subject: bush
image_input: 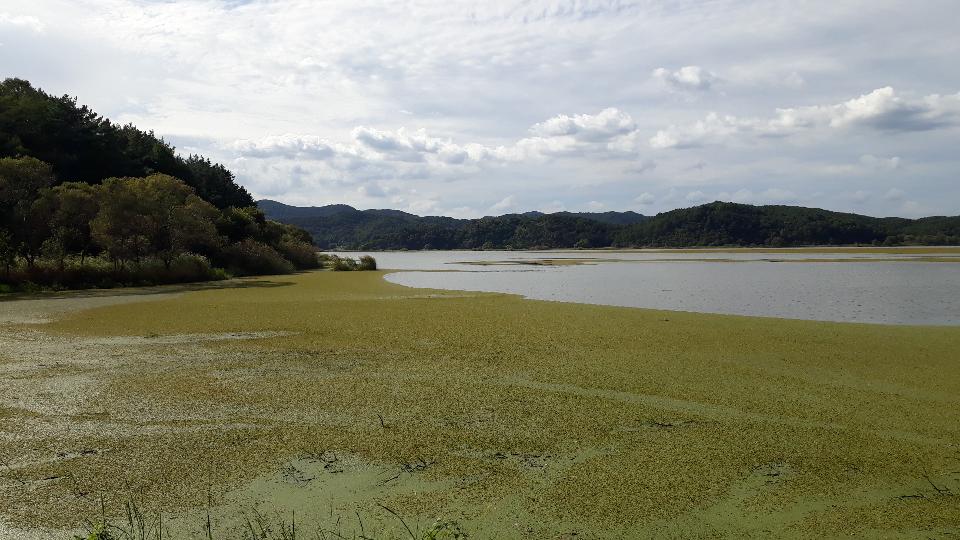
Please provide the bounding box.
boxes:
[221,239,295,276]
[324,254,377,271]
[277,239,320,269]
[166,253,225,283]
[329,255,357,271]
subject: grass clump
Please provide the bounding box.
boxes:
[320,254,377,271]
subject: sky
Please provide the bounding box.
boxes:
[2,1,959,218]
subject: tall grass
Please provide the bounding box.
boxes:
[1,253,228,292]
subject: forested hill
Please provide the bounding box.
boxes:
[0,78,252,208]
[0,79,318,290]
[260,199,960,250]
[258,200,646,250]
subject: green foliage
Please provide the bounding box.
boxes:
[222,239,295,276]
[324,254,377,271]
[90,174,222,268]
[329,255,358,271]
[0,79,320,291]
[613,202,960,247]
[0,78,253,208]
[0,156,57,266]
[421,519,468,539]
[0,170,315,289]
[263,200,960,250]
[75,523,117,540]
[276,239,320,269]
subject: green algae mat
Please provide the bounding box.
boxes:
[1,271,958,538]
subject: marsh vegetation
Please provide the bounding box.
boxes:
[1,269,958,538]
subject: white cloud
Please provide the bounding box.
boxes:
[530,108,636,141]
[586,200,604,211]
[651,87,960,149]
[227,108,649,185]
[0,12,44,32]
[859,154,901,170]
[653,66,717,92]
[489,195,517,213]
[685,190,708,203]
[231,134,335,159]
[634,192,655,205]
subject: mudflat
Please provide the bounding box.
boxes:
[1,270,958,538]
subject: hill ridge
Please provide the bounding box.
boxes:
[258,199,960,250]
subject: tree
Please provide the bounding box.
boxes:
[91,174,223,269]
[35,182,100,268]
[0,156,56,267]
[91,177,151,268]
[0,229,13,279]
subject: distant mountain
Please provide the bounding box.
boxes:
[257,200,358,220]
[258,199,960,250]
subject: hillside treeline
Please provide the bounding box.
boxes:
[0,78,252,209]
[0,79,318,291]
[261,200,960,250]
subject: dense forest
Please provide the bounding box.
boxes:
[260,199,960,250]
[0,79,318,291]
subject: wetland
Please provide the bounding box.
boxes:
[1,248,959,538]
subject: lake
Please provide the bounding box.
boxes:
[335,249,960,325]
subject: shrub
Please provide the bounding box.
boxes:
[329,255,357,271]
[221,239,294,276]
[324,254,378,271]
[277,239,320,269]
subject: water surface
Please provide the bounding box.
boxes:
[342,250,960,325]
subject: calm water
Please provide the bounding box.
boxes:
[339,250,960,325]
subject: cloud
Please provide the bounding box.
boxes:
[586,200,604,211]
[0,12,44,32]
[883,188,906,201]
[653,66,717,92]
[8,0,959,218]
[352,126,473,163]
[859,154,901,170]
[228,108,649,184]
[231,134,335,159]
[685,190,708,203]
[634,192,655,205]
[651,87,960,149]
[820,87,960,131]
[489,195,517,213]
[358,183,387,198]
[530,107,636,141]
[850,190,871,204]
[625,159,657,174]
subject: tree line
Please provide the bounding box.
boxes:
[262,200,960,250]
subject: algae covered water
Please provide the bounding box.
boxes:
[364,249,960,325]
